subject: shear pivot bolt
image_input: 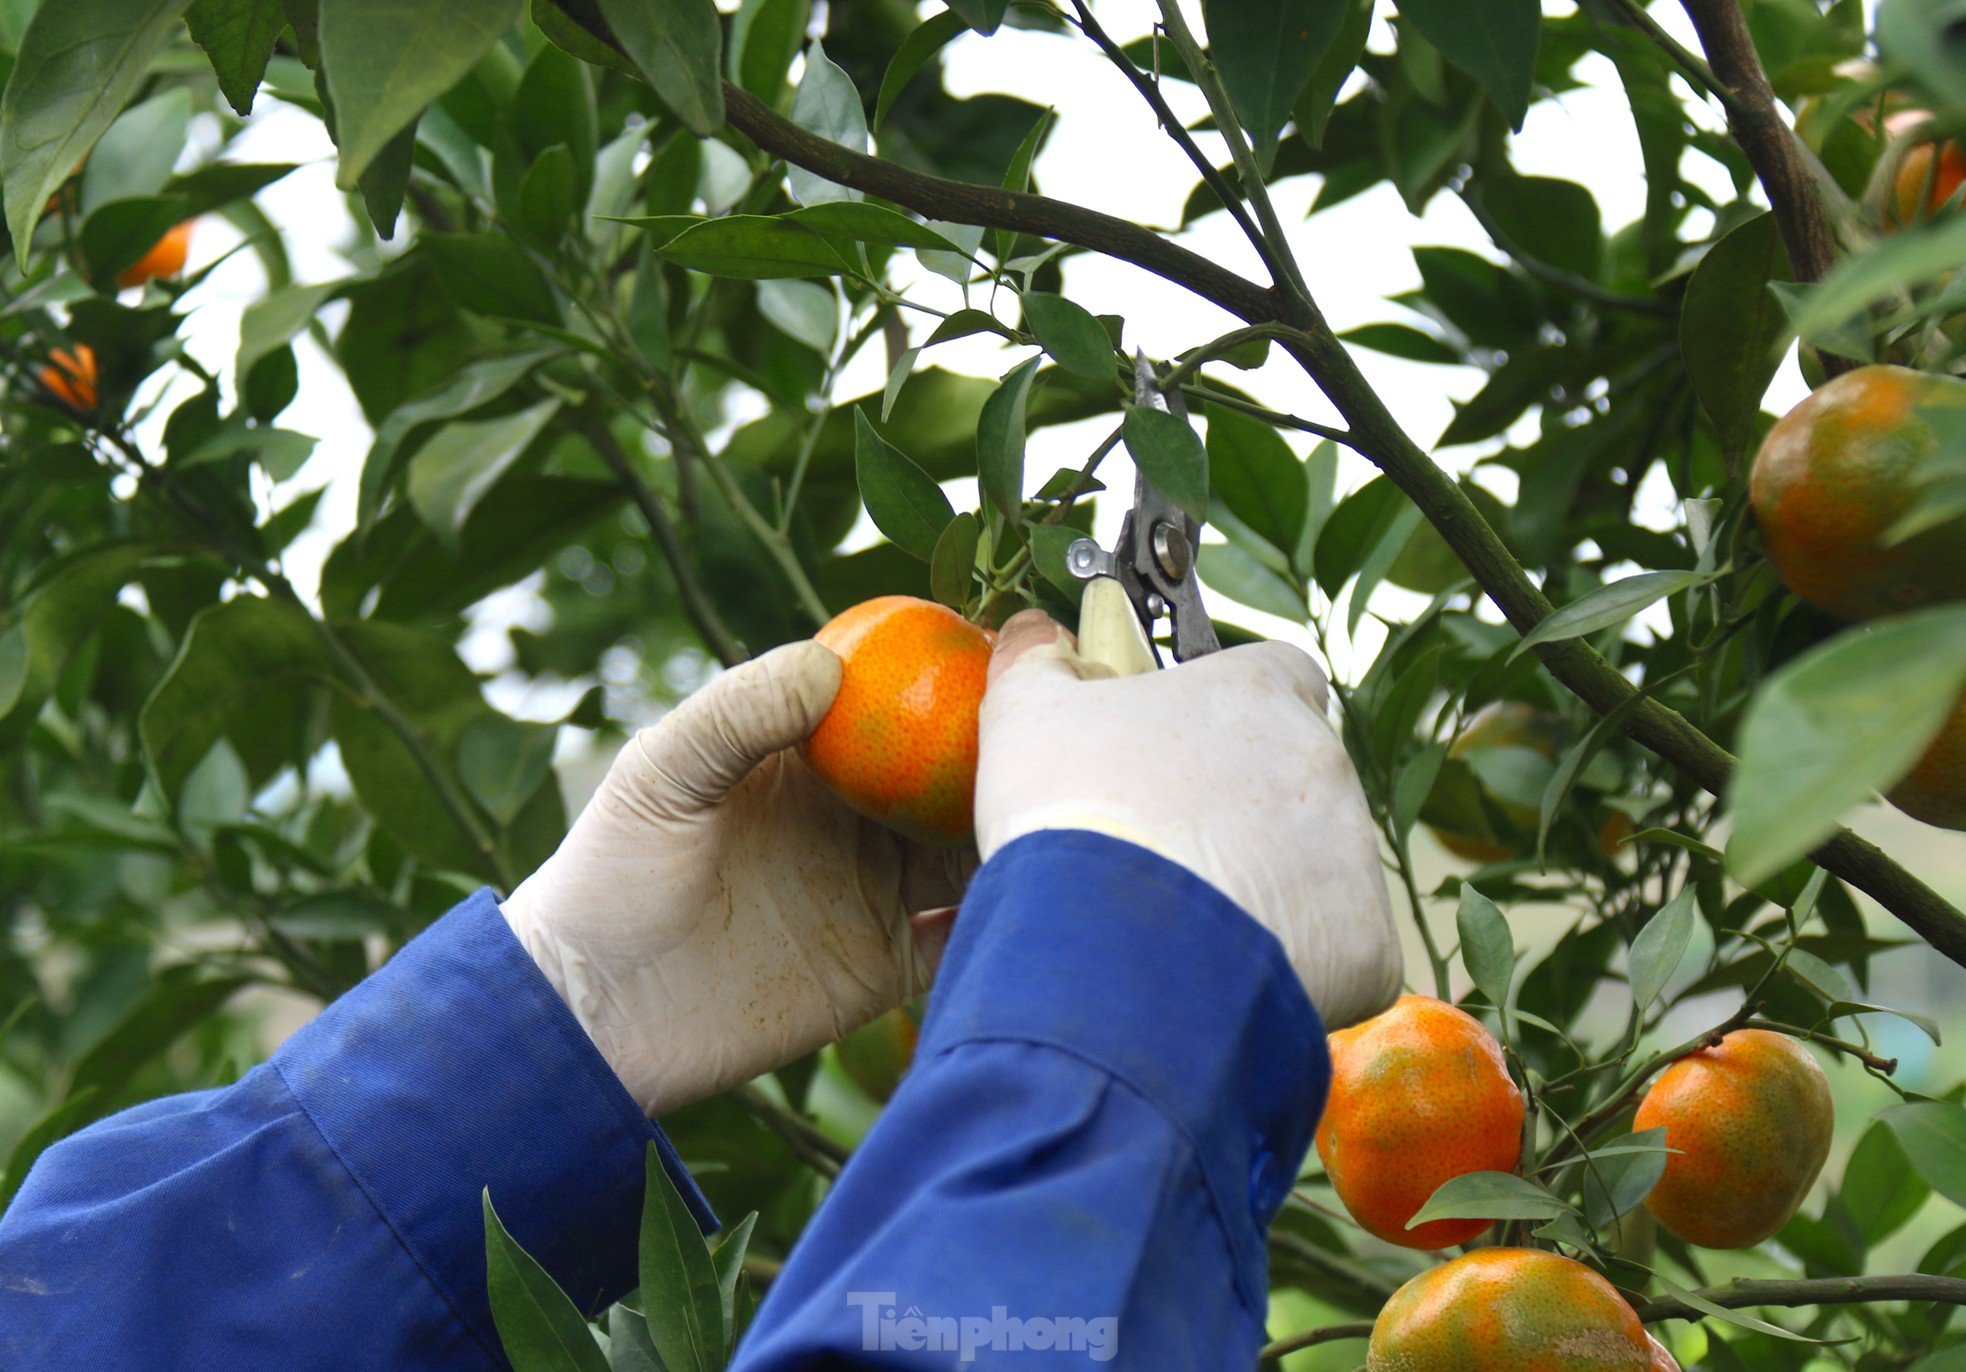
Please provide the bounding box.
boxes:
[1150,521,1192,581]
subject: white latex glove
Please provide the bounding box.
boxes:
[976,611,1402,1029]
[500,642,972,1117]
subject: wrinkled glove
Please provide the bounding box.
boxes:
[501,642,972,1117]
[975,611,1403,1029]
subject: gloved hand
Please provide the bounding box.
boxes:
[976,611,1402,1028]
[500,642,972,1117]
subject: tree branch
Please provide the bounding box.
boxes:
[1636,1273,1966,1322]
[1677,1,1845,292]
[568,33,1966,963]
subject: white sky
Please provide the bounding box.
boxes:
[158,0,1798,700]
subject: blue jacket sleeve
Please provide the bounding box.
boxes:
[0,888,713,1371]
[734,830,1330,1370]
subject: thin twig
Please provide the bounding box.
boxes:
[731,1083,848,1179]
[1636,1273,1966,1322]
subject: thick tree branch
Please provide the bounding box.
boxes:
[719,75,1966,966]
[1678,1,1845,289]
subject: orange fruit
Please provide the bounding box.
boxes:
[1315,994,1524,1249]
[834,1004,920,1102]
[1426,703,1629,863]
[1892,139,1966,224]
[803,595,991,846]
[1367,1248,1653,1370]
[37,344,98,411]
[117,220,193,289]
[1751,365,1966,621]
[1890,690,1966,829]
[1646,1334,1681,1372]
[1634,1028,1834,1249]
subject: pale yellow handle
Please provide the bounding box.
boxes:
[1076,576,1157,678]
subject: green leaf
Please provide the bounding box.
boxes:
[605,1307,663,1372]
[1293,0,1373,148]
[0,627,27,723]
[1843,1118,1930,1246]
[140,596,332,802]
[597,0,724,135]
[358,348,557,529]
[1651,1273,1847,1344]
[1791,212,1966,344]
[0,0,194,267]
[1201,0,1347,163]
[321,0,523,188]
[82,88,192,210]
[76,197,187,290]
[1886,1101,1966,1210]
[787,40,866,205]
[1629,888,1696,1013]
[1455,885,1515,1019]
[875,10,967,129]
[1123,406,1209,521]
[784,202,959,251]
[730,0,808,101]
[1196,540,1305,620]
[757,278,837,352]
[237,281,341,390]
[1726,605,1966,886]
[855,409,955,560]
[1393,0,1540,128]
[639,1141,724,1371]
[1393,742,1448,837]
[1512,570,1711,660]
[423,232,562,326]
[944,0,1008,36]
[1206,404,1309,557]
[1879,0,1966,117]
[1021,292,1115,380]
[1681,213,1795,460]
[483,1191,612,1372]
[186,0,286,115]
[1339,322,1461,365]
[1579,1126,1673,1231]
[459,715,559,826]
[406,398,562,553]
[271,891,399,941]
[929,511,981,608]
[1029,523,1089,606]
[710,1211,758,1345]
[977,357,1041,526]
[993,106,1051,264]
[654,216,850,278]
[1408,1170,1573,1230]
[532,0,638,75]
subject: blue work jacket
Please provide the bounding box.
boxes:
[0,830,1330,1368]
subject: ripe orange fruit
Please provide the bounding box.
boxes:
[117,220,193,289]
[37,344,98,411]
[1367,1248,1654,1370]
[1751,365,1966,621]
[1646,1334,1681,1372]
[1634,1028,1834,1249]
[803,595,991,846]
[1890,690,1966,829]
[1315,994,1524,1249]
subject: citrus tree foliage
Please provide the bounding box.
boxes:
[3,0,1966,1365]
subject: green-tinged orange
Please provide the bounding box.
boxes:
[834,1004,920,1102]
[1426,703,1631,863]
[1889,690,1966,830]
[804,595,991,846]
[1634,1028,1834,1249]
[1750,365,1966,622]
[1367,1248,1653,1370]
[1315,995,1524,1250]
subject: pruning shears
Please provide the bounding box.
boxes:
[1066,353,1221,675]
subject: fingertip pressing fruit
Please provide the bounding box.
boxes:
[1634,1028,1834,1250]
[1315,994,1524,1250]
[117,220,193,290]
[37,344,98,411]
[1366,1248,1653,1370]
[1751,364,1966,622]
[803,595,992,847]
